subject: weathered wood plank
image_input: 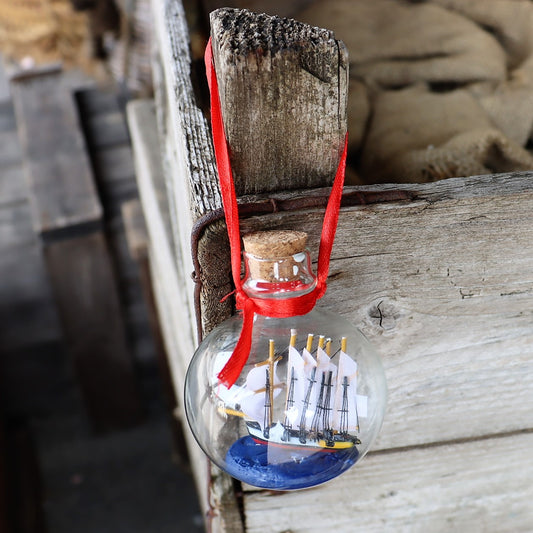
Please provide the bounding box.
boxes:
[10,69,102,237]
[0,101,16,132]
[121,197,189,459]
[210,7,348,195]
[0,204,62,351]
[244,431,533,532]
[10,69,142,430]
[122,199,149,261]
[91,145,138,207]
[238,173,533,450]
[127,98,244,533]
[0,162,27,207]
[44,232,142,431]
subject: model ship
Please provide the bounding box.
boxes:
[219,331,367,452]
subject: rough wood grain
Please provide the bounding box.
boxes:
[244,431,533,532]
[238,173,533,450]
[210,8,348,195]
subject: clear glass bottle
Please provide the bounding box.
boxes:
[185,230,387,490]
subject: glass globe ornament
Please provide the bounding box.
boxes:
[185,230,387,490]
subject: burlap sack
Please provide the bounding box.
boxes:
[299,0,507,89]
[465,55,533,149]
[299,0,533,183]
[429,0,533,68]
[360,85,533,183]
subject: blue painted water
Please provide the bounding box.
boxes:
[225,436,359,490]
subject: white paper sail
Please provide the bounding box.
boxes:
[239,390,268,425]
[316,347,337,378]
[302,348,317,373]
[332,350,359,432]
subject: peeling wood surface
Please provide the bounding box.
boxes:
[152,0,222,342]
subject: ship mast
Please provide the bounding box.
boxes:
[322,340,334,438]
[267,339,276,428]
[283,330,298,434]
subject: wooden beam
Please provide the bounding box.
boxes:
[210,7,348,195]
[148,1,533,530]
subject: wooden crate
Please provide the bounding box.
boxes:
[129,1,533,531]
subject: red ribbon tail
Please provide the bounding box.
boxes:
[216,300,255,387]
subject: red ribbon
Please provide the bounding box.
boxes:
[205,39,347,387]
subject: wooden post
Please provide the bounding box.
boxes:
[11,67,142,431]
[209,7,348,195]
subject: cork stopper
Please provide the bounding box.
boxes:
[242,230,307,259]
[242,230,314,288]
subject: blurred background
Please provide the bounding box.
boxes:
[0,1,205,532]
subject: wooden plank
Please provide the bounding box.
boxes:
[243,431,533,532]
[122,199,148,261]
[237,173,533,450]
[10,68,142,430]
[0,341,79,418]
[0,198,37,249]
[0,199,62,352]
[0,59,10,103]
[0,162,27,207]
[127,98,244,533]
[75,88,125,117]
[0,101,16,132]
[10,69,102,237]
[210,7,348,195]
[0,128,23,168]
[44,232,142,431]
[0,245,61,352]
[149,2,533,531]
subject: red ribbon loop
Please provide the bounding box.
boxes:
[205,38,347,387]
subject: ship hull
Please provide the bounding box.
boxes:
[246,422,358,452]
